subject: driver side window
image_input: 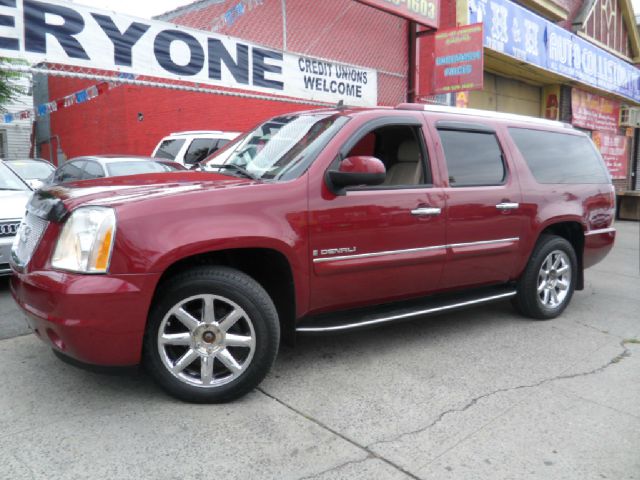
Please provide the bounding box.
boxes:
[345,125,431,187]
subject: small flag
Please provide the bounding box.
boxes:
[3,114,13,123]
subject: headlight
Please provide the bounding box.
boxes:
[51,207,116,273]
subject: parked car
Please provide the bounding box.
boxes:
[0,162,32,276]
[10,104,616,403]
[48,156,186,185]
[4,158,55,190]
[152,131,240,167]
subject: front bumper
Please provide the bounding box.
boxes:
[11,269,160,366]
[0,237,14,276]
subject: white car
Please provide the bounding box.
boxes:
[152,131,240,167]
[0,162,32,276]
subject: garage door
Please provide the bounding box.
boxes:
[468,72,542,117]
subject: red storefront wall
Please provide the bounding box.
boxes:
[43,0,411,163]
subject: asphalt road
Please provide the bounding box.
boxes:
[0,222,639,479]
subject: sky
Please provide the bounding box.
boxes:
[69,0,197,19]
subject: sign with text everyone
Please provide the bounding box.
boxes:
[592,131,628,180]
[356,0,439,28]
[432,23,483,94]
[571,88,620,131]
[469,0,640,103]
[0,0,377,106]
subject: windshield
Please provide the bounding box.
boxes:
[8,161,54,180]
[106,161,174,177]
[203,113,348,181]
[0,163,30,191]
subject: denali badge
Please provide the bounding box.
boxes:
[313,247,357,257]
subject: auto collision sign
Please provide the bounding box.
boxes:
[469,0,640,103]
[356,0,439,28]
[0,0,378,106]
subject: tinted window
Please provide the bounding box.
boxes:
[438,130,505,186]
[106,161,171,177]
[56,161,86,183]
[83,161,105,179]
[509,128,610,184]
[184,139,216,164]
[154,139,185,160]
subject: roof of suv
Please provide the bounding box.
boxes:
[164,131,241,139]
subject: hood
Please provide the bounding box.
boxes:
[0,190,32,220]
[29,171,260,220]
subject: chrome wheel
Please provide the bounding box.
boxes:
[157,294,256,388]
[537,250,571,309]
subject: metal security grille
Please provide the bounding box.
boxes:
[12,213,49,268]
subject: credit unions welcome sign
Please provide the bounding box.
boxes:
[0,0,378,106]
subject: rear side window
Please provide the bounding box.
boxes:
[509,128,609,184]
[83,161,105,180]
[154,139,185,160]
[184,139,217,165]
[438,130,505,186]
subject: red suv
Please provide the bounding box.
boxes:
[10,104,616,403]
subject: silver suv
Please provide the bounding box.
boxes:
[0,162,32,276]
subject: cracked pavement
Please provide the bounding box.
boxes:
[0,221,638,479]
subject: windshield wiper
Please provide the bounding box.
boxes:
[205,164,259,181]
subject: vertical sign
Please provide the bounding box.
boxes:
[541,85,561,120]
[431,23,483,95]
[592,132,629,180]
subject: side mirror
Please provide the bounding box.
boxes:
[327,156,386,192]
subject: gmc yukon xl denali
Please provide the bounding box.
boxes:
[10,104,616,403]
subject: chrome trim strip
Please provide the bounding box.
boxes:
[296,291,517,333]
[411,207,442,216]
[312,237,520,263]
[584,227,616,236]
[495,202,519,210]
[448,237,520,249]
[313,245,445,263]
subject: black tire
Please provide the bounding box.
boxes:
[512,235,578,320]
[143,266,280,403]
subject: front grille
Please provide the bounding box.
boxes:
[12,213,49,268]
[0,221,20,238]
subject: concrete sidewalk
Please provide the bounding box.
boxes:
[0,222,638,480]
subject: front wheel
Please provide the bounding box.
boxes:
[143,266,280,403]
[513,235,577,320]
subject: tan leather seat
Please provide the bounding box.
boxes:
[383,140,423,186]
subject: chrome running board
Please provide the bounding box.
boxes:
[296,286,516,334]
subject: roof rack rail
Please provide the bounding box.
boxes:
[394,103,572,129]
[169,130,225,136]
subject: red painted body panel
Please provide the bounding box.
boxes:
[11,107,616,366]
[11,270,158,365]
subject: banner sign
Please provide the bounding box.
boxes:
[356,0,439,28]
[592,131,628,180]
[0,0,377,106]
[432,23,483,94]
[469,0,640,103]
[571,88,620,131]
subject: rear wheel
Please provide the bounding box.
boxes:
[513,235,577,320]
[143,266,280,403]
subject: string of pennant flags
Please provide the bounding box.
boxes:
[1,79,122,124]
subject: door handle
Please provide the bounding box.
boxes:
[411,207,442,216]
[496,202,519,210]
